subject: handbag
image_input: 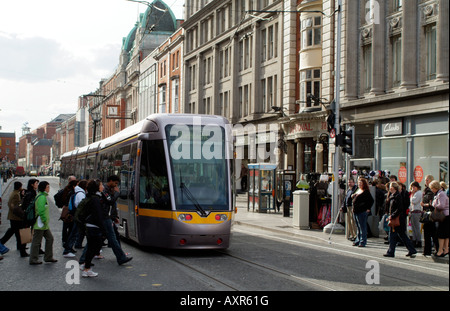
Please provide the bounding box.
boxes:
[19,228,33,244]
[388,215,400,228]
[12,203,25,219]
[59,205,74,223]
[419,211,432,223]
[431,209,445,222]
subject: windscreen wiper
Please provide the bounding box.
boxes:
[180,171,208,217]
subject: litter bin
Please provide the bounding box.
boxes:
[293,190,309,229]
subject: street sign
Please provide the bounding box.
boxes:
[398,166,407,183]
[330,128,336,138]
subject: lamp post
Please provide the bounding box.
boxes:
[328,0,343,233]
[91,111,102,143]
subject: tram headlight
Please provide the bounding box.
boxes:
[215,214,227,222]
[178,214,193,221]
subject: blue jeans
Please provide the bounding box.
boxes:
[0,241,9,255]
[103,218,127,264]
[63,221,80,254]
[354,211,368,246]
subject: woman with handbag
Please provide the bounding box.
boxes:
[429,180,449,257]
[421,175,438,256]
[0,182,28,257]
[383,182,417,258]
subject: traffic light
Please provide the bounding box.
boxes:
[326,113,335,133]
[336,127,354,156]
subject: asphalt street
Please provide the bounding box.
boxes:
[1,177,448,296]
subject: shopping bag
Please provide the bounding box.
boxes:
[19,228,33,244]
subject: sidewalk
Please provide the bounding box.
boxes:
[232,193,449,264]
[233,192,357,245]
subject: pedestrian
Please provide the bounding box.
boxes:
[81,179,108,277]
[59,177,78,245]
[62,179,88,257]
[429,180,449,257]
[383,182,417,258]
[420,175,438,256]
[351,178,374,247]
[239,164,248,192]
[21,178,45,256]
[22,179,40,220]
[0,182,28,257]
[29,181,58,264]
[440,181,448,193]
[102,175,132,264]
[340,178,357,241]
[0,241,9,259]
[409,181,423,248]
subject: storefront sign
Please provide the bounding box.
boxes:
[382,120,403,136]
[290,122,313,133]
[414,166,424,183]
[398,166,407,183]
[288,121,327,136]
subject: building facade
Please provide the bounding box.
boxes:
[339,0,449,186]
[182,0,287,184]
[42,0,448,190]
[0,133,16,169]
[154,27,184,114]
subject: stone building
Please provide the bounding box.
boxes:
[182,0,287,176]
[339,0,449,186]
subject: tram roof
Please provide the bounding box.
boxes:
[60,114,229,159]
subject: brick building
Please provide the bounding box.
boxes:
[0,132,16,166]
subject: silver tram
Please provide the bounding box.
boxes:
[60,114,234,249]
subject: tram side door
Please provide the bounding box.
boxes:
[117,143,137,239]
[126,143,138,238]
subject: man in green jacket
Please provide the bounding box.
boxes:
[29,181,58,265]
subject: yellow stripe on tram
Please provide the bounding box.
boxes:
[136,208,232,224]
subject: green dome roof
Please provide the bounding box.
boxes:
[122,23,138,53]
[140,0,176,34]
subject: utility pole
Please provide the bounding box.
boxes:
[331,0,343,230]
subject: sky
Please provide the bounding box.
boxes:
[0,0,184,141]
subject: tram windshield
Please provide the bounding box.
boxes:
[166,124,229,212]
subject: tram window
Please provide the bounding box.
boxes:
[139,140,171,210]
[97,153,108,182]
[166,124,229,211]
[86,156,95,179]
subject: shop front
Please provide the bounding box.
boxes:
[282,111,330,178]
[375,112,449,187]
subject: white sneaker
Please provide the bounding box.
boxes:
[81,269,98,277]
[63,252,76,258]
